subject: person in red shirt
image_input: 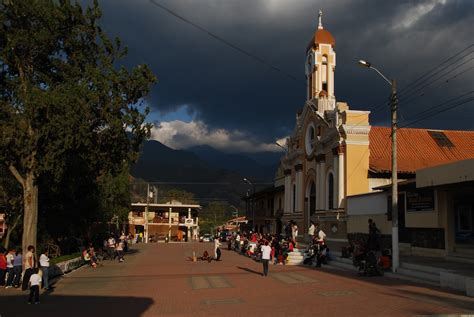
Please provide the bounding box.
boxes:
[0,247,7,286]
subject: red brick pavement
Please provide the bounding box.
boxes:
[1,242,474,317]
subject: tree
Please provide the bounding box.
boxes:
[0,0,156,252]
[199,202,229,234]
[0,164,22,249]
[159,189,197,204]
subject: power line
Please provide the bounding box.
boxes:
[398,93,474,128]
[398,43,474,96]
[399,56,473,104]
[148,0,301,83]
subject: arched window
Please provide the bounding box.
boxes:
[322,55,328,92]
[310,181,316,216]
[327,172,334,210]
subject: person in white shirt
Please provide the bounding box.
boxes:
[316,225,327,243]
[28,268,41,304]
[261,240,272,277]
[5,248,15,288]
[308,221,315,241]
[214,238,222,261]
[39,251,51,290]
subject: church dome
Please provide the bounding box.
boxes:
[306,29,335,52]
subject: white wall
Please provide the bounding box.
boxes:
[347,192,387,215]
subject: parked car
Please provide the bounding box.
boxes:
[199,233,213,242]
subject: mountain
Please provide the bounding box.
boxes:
[130,140,260,206]
[188,145,280,182]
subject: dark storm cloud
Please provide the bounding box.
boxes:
[93,0,474,146]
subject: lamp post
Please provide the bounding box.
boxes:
[145,184,154,244]
[275,141,289,155]
[358,60,399,273]
[243,177,256,231]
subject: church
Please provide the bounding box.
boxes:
[273,11,474,256]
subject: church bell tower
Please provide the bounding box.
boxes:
[305,10,336,112]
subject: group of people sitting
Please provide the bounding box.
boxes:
[227,231,297,265]
[81,232,131,268]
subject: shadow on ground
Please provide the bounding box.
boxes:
[0,295,154,317]
[237,266,263,276]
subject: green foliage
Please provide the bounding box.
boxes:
[199,202,230,234]
[98,164,131,223]
[159,189,197,204]
[0,0,156,245]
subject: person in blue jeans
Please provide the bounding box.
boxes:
[12,249,23,288]
[5,248,15,288]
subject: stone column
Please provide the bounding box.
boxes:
[284,169,292,214]
[317,155,326,210]
[295,164,303,213]
[338,146,345,209]
[316,162,321,210]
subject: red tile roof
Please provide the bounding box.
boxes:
[369,126,474,174]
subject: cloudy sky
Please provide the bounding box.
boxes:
[93,0,473,153]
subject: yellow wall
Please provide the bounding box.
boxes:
[345,144,370,196]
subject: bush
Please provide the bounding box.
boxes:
[50,252,82,265]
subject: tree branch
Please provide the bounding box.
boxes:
[8,165,25,189]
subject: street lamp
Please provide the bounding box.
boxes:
[358,59,399,273]
[243,177,256,231]
[275,141,289,155]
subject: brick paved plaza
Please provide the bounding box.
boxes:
[1,243,474,317]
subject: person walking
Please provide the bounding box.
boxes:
[5,248,15,288]
[12,249,22,288]
[214,238,222,261]
[22,245,36,291]
[116,240,124,262]
[39,250,51,290]
[27,268,41,304]
[261,240,272,277]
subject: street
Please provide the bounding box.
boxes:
[1,243,474,317]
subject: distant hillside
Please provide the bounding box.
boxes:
[130,140,275,207]
[188,145,280,182]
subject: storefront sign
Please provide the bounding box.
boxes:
[406,189,435,212]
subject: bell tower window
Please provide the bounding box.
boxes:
[322,55,328,93]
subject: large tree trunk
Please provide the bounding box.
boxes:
[22,172,38,253]
[3,213,22,249]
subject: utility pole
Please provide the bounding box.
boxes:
[358,60,399,272]
[391,79,399,272]
[145,183,150,244]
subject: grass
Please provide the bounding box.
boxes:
[50,252,82,265]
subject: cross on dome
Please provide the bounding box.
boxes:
[318,9,323,29]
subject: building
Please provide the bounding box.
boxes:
[347,159,474,258]
[278,10,474,252]
[128,200,201,242]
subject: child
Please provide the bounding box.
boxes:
[28,268,41,304]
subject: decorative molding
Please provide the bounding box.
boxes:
[342,124,371,136]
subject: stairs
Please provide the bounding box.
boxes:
[286,248,305,265]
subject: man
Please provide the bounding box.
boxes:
[39,250,51,290]
[316,224,326,243]
[261,240,272,276]
[367,219,381,251]
[22,245,35,291]
[5,248,15,288]
[107,235,116,260]
[214,238,222,261]
[308,221,315,242]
